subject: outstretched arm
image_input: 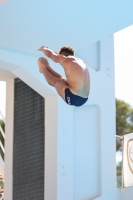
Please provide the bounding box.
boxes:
[38,46,66,63]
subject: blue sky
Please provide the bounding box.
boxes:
[0,25,133,117]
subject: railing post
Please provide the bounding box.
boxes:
[0,110,5,199]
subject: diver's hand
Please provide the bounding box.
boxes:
[38,46,48,51]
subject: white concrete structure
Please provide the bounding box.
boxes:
[0,0,133,200]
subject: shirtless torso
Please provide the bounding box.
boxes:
[61,56,90,98]
[38,46,90,106]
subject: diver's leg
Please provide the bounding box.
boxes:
[38,57,61,86]
[42,57,63,79]
[54,81,68,101]
[38,57,68,102]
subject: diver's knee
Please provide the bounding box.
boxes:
[37,57,47,64]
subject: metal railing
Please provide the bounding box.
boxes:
[0,111,5,161]
[0,110,5,198]
[0,194,4,200]
[0,111,5,124]
[0,173,4,198]
[117,171,122,176]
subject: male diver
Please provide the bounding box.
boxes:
[38,46,90,106]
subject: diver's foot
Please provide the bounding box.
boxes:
[37,57,47,73]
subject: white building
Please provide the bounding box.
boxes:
[0,0,133,199]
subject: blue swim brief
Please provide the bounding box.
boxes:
[65,88,88,106]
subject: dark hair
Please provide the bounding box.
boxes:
[58,46,74,56]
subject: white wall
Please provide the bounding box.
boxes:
[57,36,117,200]
[1,31,133,199]
[1,0,133,199]
[4,80,59,200]
[1,0,133,55]
[0,69,15,81]
[2,34,133,200]
[4,79,14,200]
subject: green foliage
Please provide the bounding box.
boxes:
[116,161,122,188]
[116,99,133,151]
[116,161,122,172]
[116,99,133,135]
[0,120,5,132]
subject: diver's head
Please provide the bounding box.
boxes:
[58,45,74,57]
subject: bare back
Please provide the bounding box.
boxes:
[61,56,90,98]
[38,46,90,98]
